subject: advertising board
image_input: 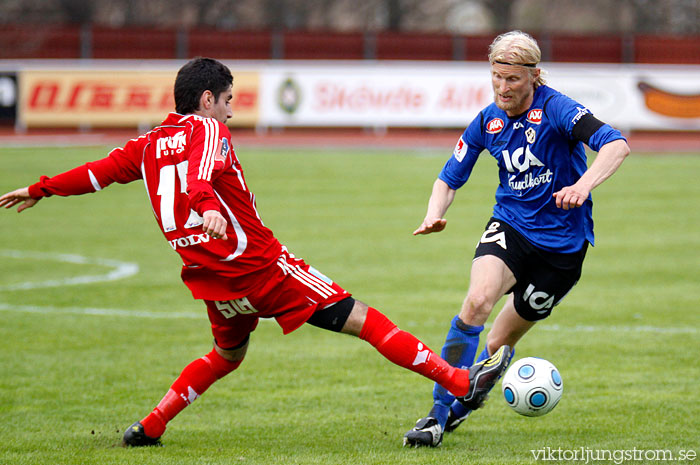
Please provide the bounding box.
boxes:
[18,69,259,128]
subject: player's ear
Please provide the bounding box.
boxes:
[199,90,214,111]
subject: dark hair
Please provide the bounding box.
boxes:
[174,57,233,114]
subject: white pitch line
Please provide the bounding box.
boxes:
[0,302,695,334]
[0,249,139,291]
[534,323,698,335]
[1,250,696,334]
[0,302,200,319]
[0,249,200,320]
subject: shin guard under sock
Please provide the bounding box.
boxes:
[140,349,242,438]
[430,317,484,426]
[359,307,470,397]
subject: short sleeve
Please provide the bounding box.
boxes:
[438,117,485,190]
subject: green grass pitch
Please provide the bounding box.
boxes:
[0,143,698,465]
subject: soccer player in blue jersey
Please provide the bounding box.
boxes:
[403,31,630,447]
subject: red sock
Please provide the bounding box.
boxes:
[140,349,242,438]
[359,307,470,396]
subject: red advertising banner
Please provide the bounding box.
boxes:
[19,69,259,128]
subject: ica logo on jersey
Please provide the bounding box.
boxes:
[156,131,187,159]
[486,118,504,134]
[502,145,544,173]
[502,145,553,192]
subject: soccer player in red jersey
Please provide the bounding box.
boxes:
[0,58,510,447]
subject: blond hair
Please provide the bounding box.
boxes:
[488,30,546,87]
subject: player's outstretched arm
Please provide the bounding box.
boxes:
[553,139,630,210]
[0,187,40,213]
[413,179,455,235]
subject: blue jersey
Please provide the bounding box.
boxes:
[439,85,625,253]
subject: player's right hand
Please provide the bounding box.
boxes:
[413,218,447,235]
[0,187,40,213]
[202,210,228,240]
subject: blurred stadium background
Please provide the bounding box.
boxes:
[1,0,699,61]
[0,0,698,147]
[0,3,698,463]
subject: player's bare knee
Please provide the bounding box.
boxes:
[341,300,368,336]
[460,293,494,324]
[214,338,249,362]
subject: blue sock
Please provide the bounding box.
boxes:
[449,346,515,419]
[430,316,483,427]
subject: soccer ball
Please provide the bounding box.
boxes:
[501,357,563,417]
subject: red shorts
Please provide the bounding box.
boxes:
[205,247,350,348]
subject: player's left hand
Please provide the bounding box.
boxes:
[552,185,589,210]
[0,187,40,213]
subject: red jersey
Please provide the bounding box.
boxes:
[28,113,282,300]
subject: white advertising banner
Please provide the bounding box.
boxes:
[546,64,700,131]
[259,63,493,128]
[6,60,700,130]
[257,62,700,131]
